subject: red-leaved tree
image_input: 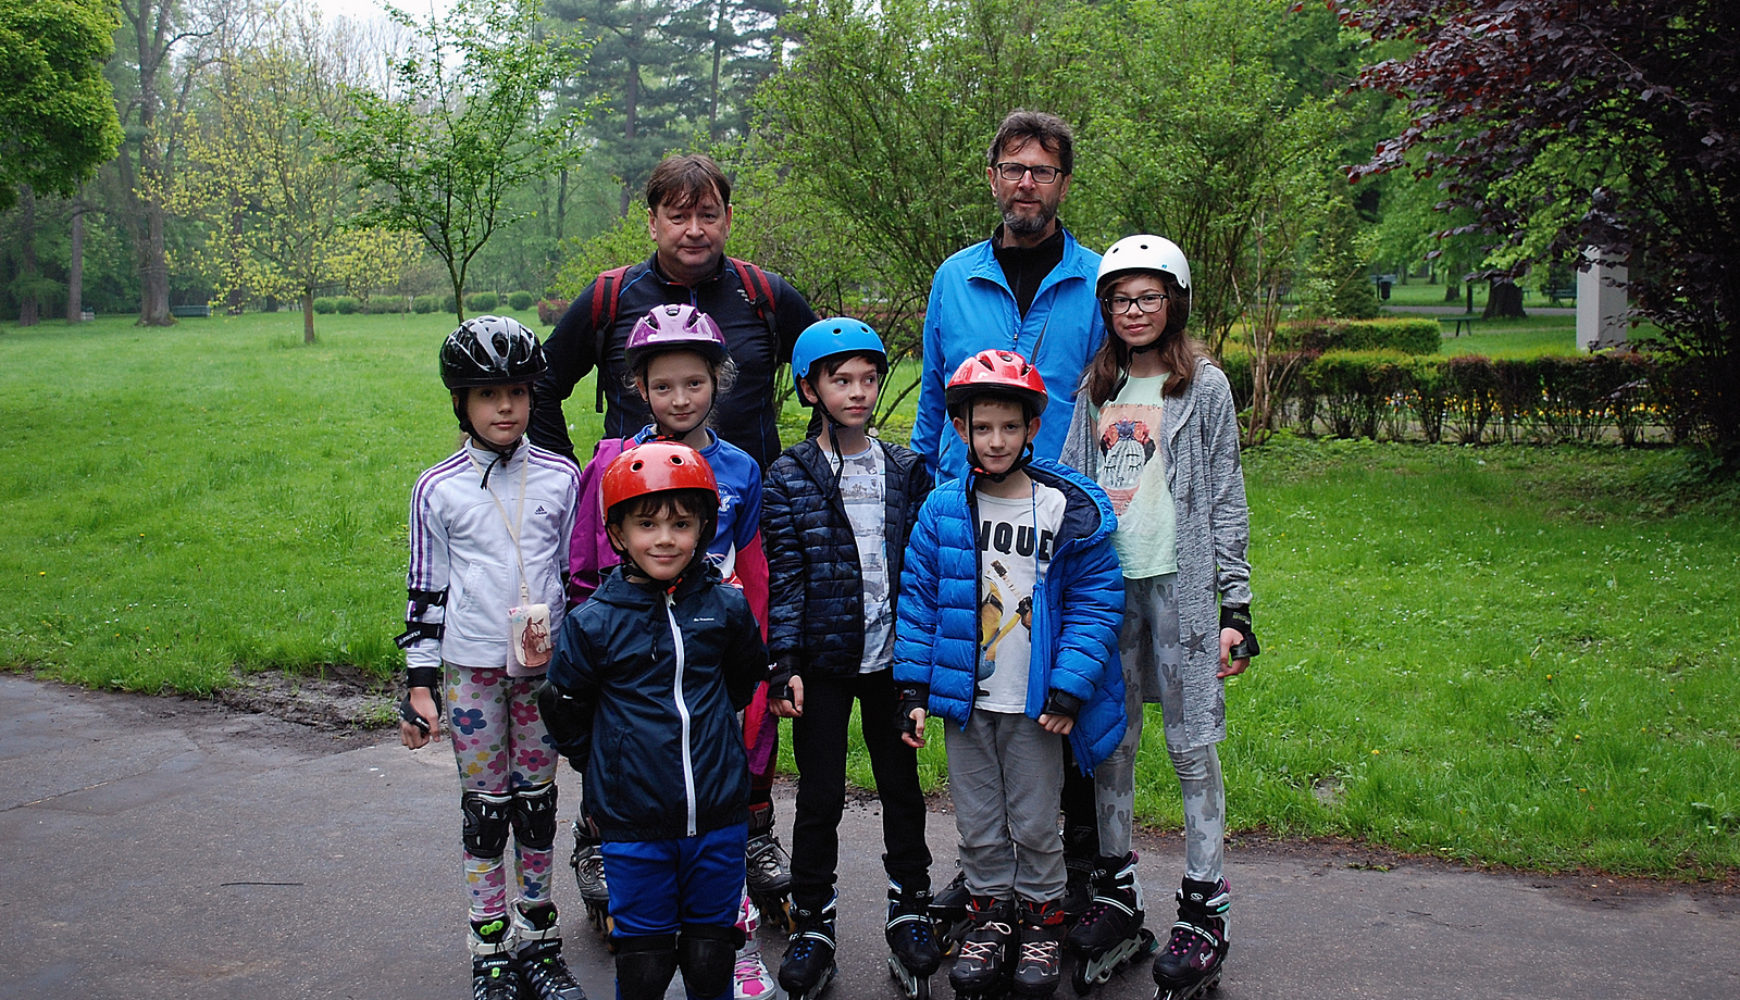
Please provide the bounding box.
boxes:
[1338,0,1740,464]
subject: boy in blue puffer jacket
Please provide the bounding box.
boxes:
[895,349,1126,1000]
[762,318,938,1000]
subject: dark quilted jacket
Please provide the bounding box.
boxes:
[761,438,933,683]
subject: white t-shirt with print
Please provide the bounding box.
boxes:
[838,444,893,673]
[973,482,1066,713]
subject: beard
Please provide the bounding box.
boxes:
[1001,202,1056,239]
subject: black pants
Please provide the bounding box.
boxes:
[789,668,932,909]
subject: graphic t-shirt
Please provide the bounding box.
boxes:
[973,483,1066,713]
[1094,374,1177,578]
[837,444,893,673]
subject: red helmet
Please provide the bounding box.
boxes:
[601,441,719,516]
[945,349,1048,418]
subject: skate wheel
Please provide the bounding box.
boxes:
[1071,964,1093,995]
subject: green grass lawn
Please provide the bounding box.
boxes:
[4,312,1736,876]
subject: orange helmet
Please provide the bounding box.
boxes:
[601,442,719,516]
[945,349,1048,419]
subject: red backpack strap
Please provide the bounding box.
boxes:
[729,257,777,332]
[590,265,632,413]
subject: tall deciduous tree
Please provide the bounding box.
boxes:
[1344,0,1740,462]
[0,0,122,211]
[325,0,580,322]
[171,9,402,343]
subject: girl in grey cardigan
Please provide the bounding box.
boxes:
[1058,235,1258,999]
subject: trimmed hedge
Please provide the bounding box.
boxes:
[334,296,360,315]
[312,297,338,314]
[1277,317,1441,356]
[465,291,499,311]
[508,290,536,311]
[412,295,443,314]
[1233,349,1689,446]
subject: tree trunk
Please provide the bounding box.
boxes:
[451,266,467,324]
[621,59,640,217]
[302,288,316,345]
[66,204,85,322]
[128,0,176,327]
[1483,279,1526,319]
[17,187,40,327]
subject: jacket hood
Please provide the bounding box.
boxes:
[965,457,1115,555]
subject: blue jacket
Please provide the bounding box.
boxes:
[892,458,1126,772]
[910,231,1106,482]
[543,566,767,842]
[761,438,932,683]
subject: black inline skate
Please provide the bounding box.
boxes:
[1067,852,1157,994]
[469,916,521,1000]
[949,895,1016,1000]
[513,903,589,1000]
[1151,877,1229,1000]
[746,803,794,932]
[1011,898,1066,998]
[928,867,972,956]
[886,879,942,999]
[1061,822,1099,924]
[777,892,837,1000]
[569,828,612,942]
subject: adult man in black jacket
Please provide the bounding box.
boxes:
[530,153,818,472]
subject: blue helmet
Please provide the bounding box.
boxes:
[791,317,888,390]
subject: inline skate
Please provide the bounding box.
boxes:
[1011,898,1066,998]
[468,916,521,1000]
[1151,877,1228,1000]
[1066,853,1156,994]
[886,879,941,999]
[949,895,1016,1000]
[928,867,972,956]
[777,892,837,1000]
[746,803,794,932]
[512,903,589,1000]
[733,890,776,999]
[569,828,612,942]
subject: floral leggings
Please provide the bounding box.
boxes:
[446,664,559,922]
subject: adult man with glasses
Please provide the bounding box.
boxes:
[909,110,1106,481]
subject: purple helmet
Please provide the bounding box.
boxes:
[624,304,728,373]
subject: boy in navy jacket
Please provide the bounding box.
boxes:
[762,319,939,999]
[541,443,766,1000]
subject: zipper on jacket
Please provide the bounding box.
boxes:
[664,592,698,837]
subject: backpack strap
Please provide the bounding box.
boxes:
[590,265,632,413]
[729,256,778,335]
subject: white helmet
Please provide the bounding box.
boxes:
[1097,234,1192,319]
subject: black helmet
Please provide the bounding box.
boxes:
[440,315,547,389]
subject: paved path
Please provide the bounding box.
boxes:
[2,674,1734,1000]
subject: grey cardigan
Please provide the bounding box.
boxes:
[1059,357,1252,747]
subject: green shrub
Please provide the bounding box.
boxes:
[334,296,360,315]
[1442,355,1500,444]
[1279,317,1440,356]
[412,295,442,314]
[466,291,499,312]
[443,293,458,314]
[363,298,395,315]
[1304,350,1412,439]
[508,290,536,311]
[312,297,338,314]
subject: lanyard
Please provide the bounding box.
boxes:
[467,448,534,605]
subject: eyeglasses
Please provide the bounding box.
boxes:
[1102,292,1169,314]
[993,161,1064,184]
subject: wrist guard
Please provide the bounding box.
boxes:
[1041,689,1082,720]
[1220,603,1261,659]
[398,685,443,735]
[895,684,928,736]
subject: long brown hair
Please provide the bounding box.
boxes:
[1083,270,1204,405]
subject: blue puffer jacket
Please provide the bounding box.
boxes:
[543,565,767,842]
[761,438,933,683]
[892,458,1126,772]
[910,230,1106,482]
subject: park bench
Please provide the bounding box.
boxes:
[1545,285,1577,305]
[170,304,211,318]
[1440,314,1479,337]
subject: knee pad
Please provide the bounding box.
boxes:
[511,782,558,851]
[677,923,744,998]
[461,790,513,860]
[613,934,678,1000]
